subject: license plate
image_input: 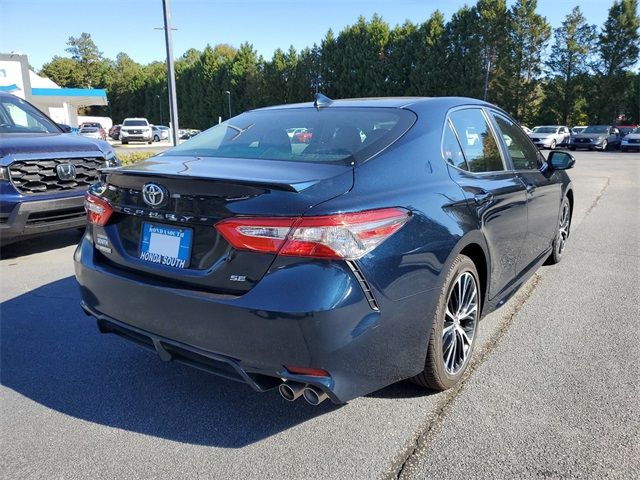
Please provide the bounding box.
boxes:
[139,222,192,269]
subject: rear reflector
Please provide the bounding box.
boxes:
[285,366,330,377]
[215,207,410,260]
[84,193,113,226]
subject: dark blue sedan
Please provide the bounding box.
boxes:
[75,96,574,405]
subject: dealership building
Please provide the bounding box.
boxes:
[0,53,108,128]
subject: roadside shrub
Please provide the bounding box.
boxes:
[118,151,156,165]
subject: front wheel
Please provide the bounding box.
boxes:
[601,140,608,151]
[550,139,556,150]
[411,255,480,391]
[547,197,571,265]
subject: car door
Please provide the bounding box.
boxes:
[445,107,528,299]
[488,110,562,272]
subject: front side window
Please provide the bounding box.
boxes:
[491,113,542,170]
[449,108,504,173]
[166,107,416,165]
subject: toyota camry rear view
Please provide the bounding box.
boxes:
[75,96,574,405]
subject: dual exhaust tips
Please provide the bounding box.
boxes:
[278,382,328,406]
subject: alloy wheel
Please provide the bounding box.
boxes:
[442,272,478,375]
[556,201,571,256]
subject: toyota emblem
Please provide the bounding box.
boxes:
[142,183,167,208]
[56,163,77,181]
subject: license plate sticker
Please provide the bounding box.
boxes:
[140,223,192,269]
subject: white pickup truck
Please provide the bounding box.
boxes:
[120,118,153,144]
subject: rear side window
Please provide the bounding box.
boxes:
[442,121,468,170]
[449,108,504,173]
[166,107,416,164]
[491,113,542,170]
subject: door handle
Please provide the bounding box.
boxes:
[526,183,536,195]
[473,191,493,205]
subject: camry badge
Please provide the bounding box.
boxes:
[142,183,167,208]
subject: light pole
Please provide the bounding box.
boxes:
[156,94,163,125]
[160,0,179,145]
[225,90,232,119]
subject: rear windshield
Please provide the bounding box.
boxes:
[165,107,416,164]
[123,120,148,126]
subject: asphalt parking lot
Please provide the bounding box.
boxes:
[1,150,638,479]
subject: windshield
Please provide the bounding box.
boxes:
[583,126,609,134]
[165,107,416,164]
[0,95,60,134]
[532,127,557,134]
[123,120,148,126]
[618,127,634,135]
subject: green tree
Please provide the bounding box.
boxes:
[590,0,640,122]
[65,32,107,88]
[406,11,447,96]
[40,56,83,87]
[540,7,596,125]
[499,0,551,123]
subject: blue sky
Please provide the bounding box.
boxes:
[1,0,613,70]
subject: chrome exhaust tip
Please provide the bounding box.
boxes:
[278,382,305,402]
[302,385,328,406]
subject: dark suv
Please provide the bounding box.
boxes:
[0,92,119,245]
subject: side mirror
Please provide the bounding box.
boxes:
[58,123,72,133]
[547,151,575,170]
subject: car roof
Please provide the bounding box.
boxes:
[253,96,492,112]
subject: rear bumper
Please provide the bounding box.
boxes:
[0,194,85,244]
[74,234,437,403]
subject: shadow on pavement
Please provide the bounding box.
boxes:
[0,230,83,259]
[0,276,333,447]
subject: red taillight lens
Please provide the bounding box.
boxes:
[84,193,113,226]
[215,207,410,260]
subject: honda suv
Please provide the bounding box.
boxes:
[0,92,118,245]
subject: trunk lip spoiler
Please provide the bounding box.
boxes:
[102,169,326,193]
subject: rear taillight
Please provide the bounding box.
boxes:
[215,207,410,260]
[84,193,113,226]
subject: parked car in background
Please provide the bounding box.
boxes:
[152,125,170,142]
[0,92,119,245]
[79,122,106,140]
[79,126,104,140]
[620,127,640,152]
[571,126,587,135]
[109,124,121,140]
[528,125,570,149]
[120,118,153,144]
[75,96,574,405]
[520,125,532,134]
[568,125,621,151]
[616,125,637,138]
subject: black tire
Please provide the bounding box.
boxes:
[154,135,160,142]
[547,196,571,265]
[148,140,153,144]
[121,140,128,145]
[411,255,480,391]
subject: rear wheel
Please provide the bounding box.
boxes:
[547,197,571,265]
[411,255,480,390]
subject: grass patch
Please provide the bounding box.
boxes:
[118,151,156,166]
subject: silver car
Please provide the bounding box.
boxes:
[529,125,570,149]
[621,127,640,152]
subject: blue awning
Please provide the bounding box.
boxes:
[0,84,21,92]
[32,87,107,98]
